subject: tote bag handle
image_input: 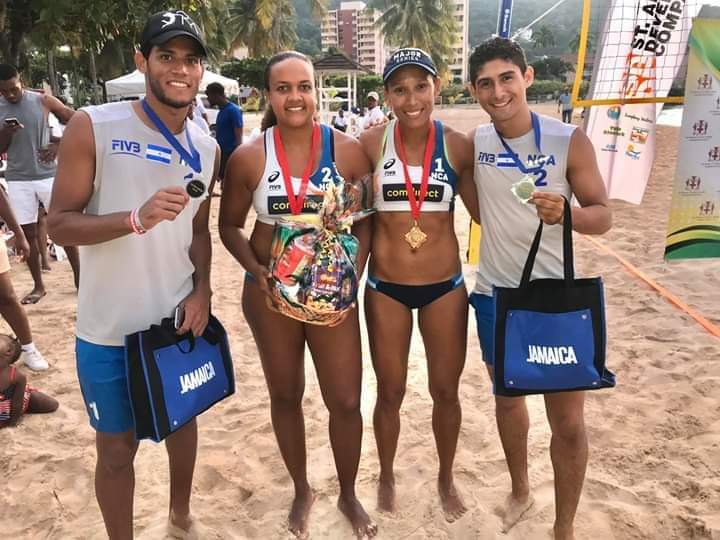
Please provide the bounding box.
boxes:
[520,197,574,288]
[151,318,196,354]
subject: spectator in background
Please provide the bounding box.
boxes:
[206,82,243,180]
[0,64,80,303]
[362,91,387,131]
[332,108,348,132]
[188,100,210,135]
[557,88,573,123]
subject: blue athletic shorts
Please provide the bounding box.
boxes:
[469,293,495,365]
[76,338,134,433]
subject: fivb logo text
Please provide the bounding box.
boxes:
[111,139,141,156]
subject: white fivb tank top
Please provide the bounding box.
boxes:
[253,124,341,225]
[473,114,575,295]
[373,119,457,212]
[77,101,217,346]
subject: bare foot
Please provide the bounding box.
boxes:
[500,493,534,533]
[377,477,396,513]
[553,523,575,540]
[167,511,198,539]
[338,494,378,538]
[21,288,46,305]
[288,487,314,539]
[438,480,468,522]
[41,260,51,272]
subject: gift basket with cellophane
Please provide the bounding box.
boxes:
[268,176,373,325]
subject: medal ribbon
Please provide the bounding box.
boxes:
[141,99,201,173]
[494,112,542,174]
[395,120,436,221]
[273,123,321,215]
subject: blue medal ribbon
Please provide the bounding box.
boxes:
[141,99,202,174]
[495,112,543,174]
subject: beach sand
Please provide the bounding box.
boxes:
[1,104,719,539]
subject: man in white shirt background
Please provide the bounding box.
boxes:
[362,91,386,131]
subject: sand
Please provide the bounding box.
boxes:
[1,104,719,539]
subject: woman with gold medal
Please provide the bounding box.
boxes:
[359,48,479,520]
[219,51,377,539]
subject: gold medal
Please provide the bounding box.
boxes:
[405,220,427,250]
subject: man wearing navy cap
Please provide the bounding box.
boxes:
[49,9,219,538]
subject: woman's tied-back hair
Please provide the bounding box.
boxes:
[0,334,22,364]
[262,51,314,131]
[468,37,528,84]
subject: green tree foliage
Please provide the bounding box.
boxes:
[531,57,571,80]
[532,25,555,49]
[568,31,595,53]
[370,0,458,78]
[221,57,267,90]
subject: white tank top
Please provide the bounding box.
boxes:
[473,114,575,295]
[373,119,457,212]
[253,124,341,225]
[77,102,218,346]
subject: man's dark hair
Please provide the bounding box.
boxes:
[468,37,527,84]
[205,82,225,96]
[1,334,22,364]
[0,64,19,82]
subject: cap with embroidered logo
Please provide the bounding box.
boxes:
[140,10,207,57]
[382,48,437,83]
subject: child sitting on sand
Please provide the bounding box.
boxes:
[0,334,57,428]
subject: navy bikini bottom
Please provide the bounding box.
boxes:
[366,273,465,310]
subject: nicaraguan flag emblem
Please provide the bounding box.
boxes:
[145,144,172,164]
[496,153,516,167]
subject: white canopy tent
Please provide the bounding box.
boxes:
[105,69,240,101]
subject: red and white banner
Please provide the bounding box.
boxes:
[584,0,703,204]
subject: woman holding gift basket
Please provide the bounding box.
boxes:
[219,51,377,539]
[359,48,479,520]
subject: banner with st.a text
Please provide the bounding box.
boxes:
[665,12,720,260]
[584,0,702,204]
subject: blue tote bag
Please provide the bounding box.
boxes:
[125,314,235,442]
[492,199,615,396]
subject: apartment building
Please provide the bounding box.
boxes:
[321,1,384,74]
[449,0,469,82]
[321,0,468,81]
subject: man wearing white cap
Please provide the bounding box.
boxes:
[362,91,387,131]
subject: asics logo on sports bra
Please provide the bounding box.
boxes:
[111,139,142,157]
[161,10,200,34]
[526,345,578,365]
[179,361,217,394]
[268,170,280,182]
[383,158,395,169]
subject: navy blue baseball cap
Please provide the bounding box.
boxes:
[140,10,207,57]
[383,48,438,83]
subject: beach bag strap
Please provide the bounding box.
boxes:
[151,318,196,354]
[520,197,574,287]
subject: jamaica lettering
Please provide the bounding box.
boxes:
[179,362,217,394]
[268,195,324,214]
[526,345,578,365]
[632,0,685,56]
[382,183,445,202]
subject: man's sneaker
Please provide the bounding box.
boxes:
[21,349,49,371]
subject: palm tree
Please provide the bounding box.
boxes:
[370,0,458,78]
[532,25,555,49]
[228,0,327,58]
[569,31,594,53]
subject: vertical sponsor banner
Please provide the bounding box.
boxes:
[665,14,720,260]
[584,0,701,204]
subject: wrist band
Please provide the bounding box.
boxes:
[129,209,147,235]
